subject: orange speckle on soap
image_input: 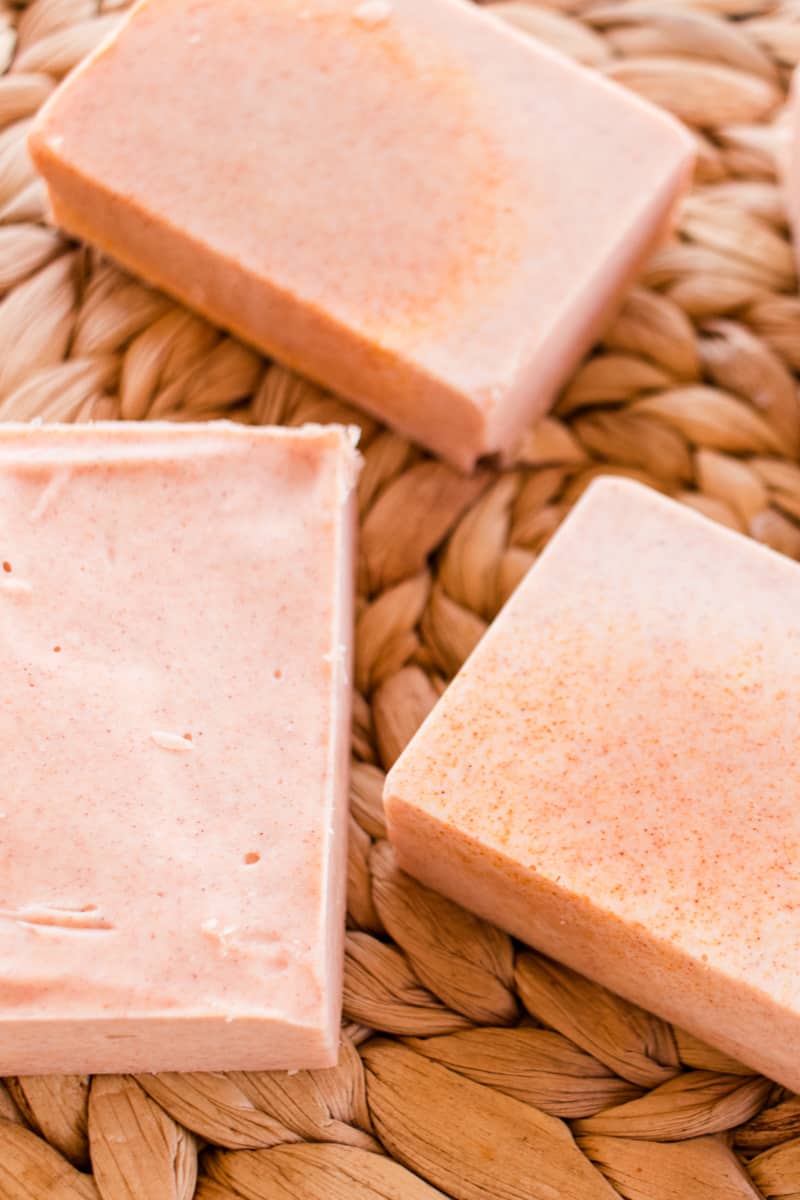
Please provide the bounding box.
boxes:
[27,0,693,470]
[385,477,800,1093]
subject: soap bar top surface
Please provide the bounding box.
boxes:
[386,478,800,1083]
[0,421,357,1072]
[30,0,693,469]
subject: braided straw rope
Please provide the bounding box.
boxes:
[0,0,799,1196]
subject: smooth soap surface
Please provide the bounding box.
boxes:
[0,421,357,1073]
[30,0,693,469]
[386,478,800,1089]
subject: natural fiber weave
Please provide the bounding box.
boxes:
[0,0,799,1195]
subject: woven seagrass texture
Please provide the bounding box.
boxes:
[0,0,799,1196]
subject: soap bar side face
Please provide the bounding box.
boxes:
[385,478,800,1089]
[0,421,357,1073]
[30,0,693,469]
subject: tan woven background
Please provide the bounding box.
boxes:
[1,0,799,1196]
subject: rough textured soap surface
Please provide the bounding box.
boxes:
[29,0,693,470]
[0,421,357,1074]
[386,477,800,1091]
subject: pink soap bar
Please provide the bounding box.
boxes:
[386,478,800,1089]
[0,421,357,1074]
[30,0,693,471]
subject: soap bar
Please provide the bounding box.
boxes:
[386,478,800,1089]
[0,421,357,1074]
[29,0,694,471]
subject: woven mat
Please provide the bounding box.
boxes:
[0,0,799,1196]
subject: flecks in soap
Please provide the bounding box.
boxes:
[201,920,292,968]
[201,918,239,958]
[30,468,73,523]
[323,643,346,665]
[0,904,113,932]
[323,642,348,682]
[150,731,194,752]
[352,0,392,27]
[0,577,32,597]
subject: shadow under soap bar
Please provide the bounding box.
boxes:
[386,478,800,1089]
[30,0,694,470]
[0,421,357,1073]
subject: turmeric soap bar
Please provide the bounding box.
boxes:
[0,421,357,1074]
[30,0,694,470]
[386,478,800,1089]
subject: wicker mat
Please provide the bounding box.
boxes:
[0,0,799,1196]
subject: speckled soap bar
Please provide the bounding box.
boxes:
[386,477,800,1089]
[29,0,693,470]
[0,421,357,1074]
